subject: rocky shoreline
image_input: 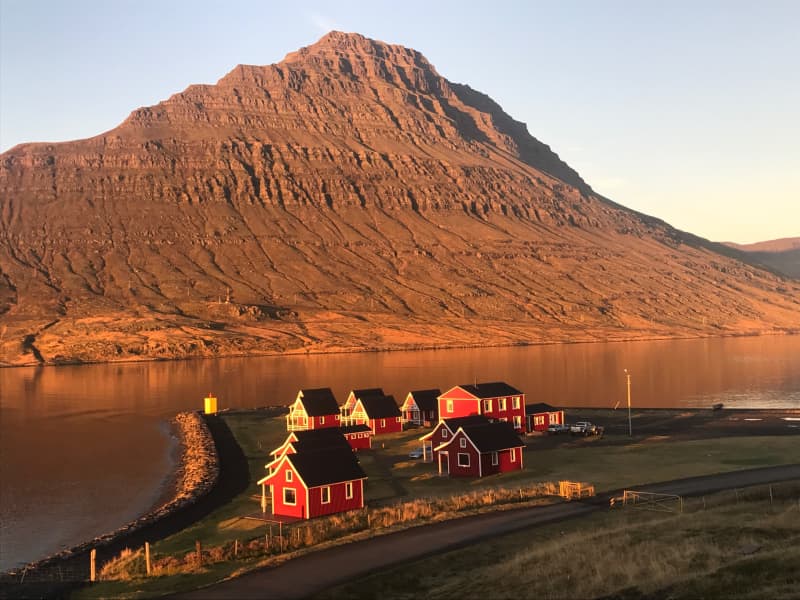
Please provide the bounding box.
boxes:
[2,411,219,581]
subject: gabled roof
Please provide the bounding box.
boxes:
[421,415,489,441]
[351,388,385,400]
[271,429,351,456]
[288,448,367,488]
[459,422,525,452]
[408,389,441,412]
[339,424,372,435]
[459,382,523,398]
[358,394,401,419]
[525,403,559,415]
[297,388,340,416]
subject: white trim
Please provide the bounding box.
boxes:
[491,451,499,466]
[286,469,293,482]
[345,481,354,499]
[510,448,516,462]
[321,485,331,504]
[284,487,297,505]
[457,452,470,467]
[459,438,467,448]
[439,451,449,475]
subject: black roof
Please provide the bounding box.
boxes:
[459,422,524,452]
[290,429,351,451]
[359,394,401,418]
[298,388,340,416]
[408,389,441,412]
[460,382,523,398]
[339,424,372,434]
[525,403,559,415]
[351,388,385,400]
[442,415,491,431]
[288,448,367,488]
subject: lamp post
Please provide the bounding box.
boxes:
[624,369,632,437]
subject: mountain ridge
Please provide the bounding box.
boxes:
[1,32,798,366]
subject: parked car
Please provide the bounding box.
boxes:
[570,421,599,436]
[408,448,424,459]
[547,423,570,434]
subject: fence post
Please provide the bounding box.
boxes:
[145,542,151,576]
[769,485,773,504]
[90,549,96,582]
[196,540,202,567]
[234,539,239,558]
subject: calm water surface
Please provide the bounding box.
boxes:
[1,336,799,570]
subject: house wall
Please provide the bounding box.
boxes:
[344,431,372,450]
[421,422,454,461]
[479,394,526,433]
[268,462,307,519]
[437,388,481,420]
[444,433,481,477]
[309,414,340,430]
[370,416,403,436]
[527,410,565,432]
[307,480,364,518]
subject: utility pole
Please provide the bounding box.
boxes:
[624,369,632,437]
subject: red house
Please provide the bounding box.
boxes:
[286,388,341,432]
[419,415,491,462]
[437,382,526,433]
[341,388,384,420]
[525,403,566,433]
[340,424,373,450]
[349,394,403,435]
[401,389,440,426]
[434,421,525,478]
[258,447,367,519]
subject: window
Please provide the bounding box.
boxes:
[442,429,449,439]
[320,416,325,425]
[498,397,506,411]
[513,396,520,409]
[284,488,296,505]
[396,417,401,423]
[510,449,517,462]
[381,419,386,428]
[483,398,492,412]
[514,416,522,430]
[345,482,354,499]
[447,399,454,413]
[285,470,293,482]
[491,451,499,466]
[457,453,470,467]
[321,486,330,504]
[335,414,340,420]
[459,438,467,448]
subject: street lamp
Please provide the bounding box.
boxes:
[624,369,632,437]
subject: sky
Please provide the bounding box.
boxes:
[1,0,798,244]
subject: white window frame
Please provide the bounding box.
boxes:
[447,399,454,413]
[483,398,492,412]
[491,451,499,466]
[514,415,522,429]
[381,418,386,428]
[284,488,296,505]
[442,429,449,439]
[320,416,325,425]
[457,452,470,467]
[396,417,401,423]
[285,470,293,482]
[513,396,520,409]
[459,438,467,448]
[510,449,517,462]
[321,486,331,504]
[345,481,353,499]
[498,397,507,411]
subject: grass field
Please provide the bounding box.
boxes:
[316,482,800,600]
[73,411,800,599]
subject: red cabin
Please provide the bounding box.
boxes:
[341,388,384,420]
[525,403,566,433]
[419,415,491,462]
[340,424,373,450]
[258,447,366,519]
[286,388,341,432]
[434,421,525,478]
[438,382,526,433]
[347,394,402,436]
[401,389,440,427]
[269,429,353,467]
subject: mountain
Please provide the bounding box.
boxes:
[1,32,798,366]
[724,238,800,279]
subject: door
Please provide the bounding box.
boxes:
[438,451,449,475]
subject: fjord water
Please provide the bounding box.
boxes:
[1,336,799,571]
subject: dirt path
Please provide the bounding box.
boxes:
[173,464,800,600]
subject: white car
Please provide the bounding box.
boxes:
[408,448,424,459]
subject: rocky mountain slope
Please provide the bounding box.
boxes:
[1,32,798,365]
[724,238,800,279]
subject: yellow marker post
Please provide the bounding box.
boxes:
[204,393,218,415]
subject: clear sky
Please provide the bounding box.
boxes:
[1,0,798,244]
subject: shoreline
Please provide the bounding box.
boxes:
[2,328,798,369]
[1,411,219,581]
